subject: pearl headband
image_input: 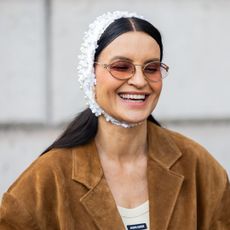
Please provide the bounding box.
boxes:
[77,11,144,128]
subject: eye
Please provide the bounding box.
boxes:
[109,61,133,72]
[144,62,160,73]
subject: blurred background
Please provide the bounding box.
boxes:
[0,0,230,199]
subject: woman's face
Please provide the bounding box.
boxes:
[95,31,162,124]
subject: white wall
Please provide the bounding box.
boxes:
[0,0,230,198]
[0,0,47,123]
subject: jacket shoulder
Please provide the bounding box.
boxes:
[160,125,228,192]
[161,126,225,171]
[154,125,230,226]
[0,147,74,229]
[2,147,74,206]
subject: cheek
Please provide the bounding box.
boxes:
[95,67,103,85]
[95,68,121,96]
[150,81,163,95]
[95,74,113,101]
[95,69,106,98]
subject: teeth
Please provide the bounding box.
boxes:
[119,94,146,100]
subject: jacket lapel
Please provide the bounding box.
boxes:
[80,176,125,230]
[148,160,184,230]
[147,124,184,230]
[72,141,125,230]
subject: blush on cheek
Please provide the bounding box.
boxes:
[149,81,162,94]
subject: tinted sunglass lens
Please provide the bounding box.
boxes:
[144,62,162,81]
[109,61,134,79]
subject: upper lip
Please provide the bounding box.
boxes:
[118,91,150,95]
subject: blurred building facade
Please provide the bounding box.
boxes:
[0,0,230,198]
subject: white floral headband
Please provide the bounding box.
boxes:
[77,11,144,128]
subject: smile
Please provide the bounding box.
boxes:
[119,93,148,102]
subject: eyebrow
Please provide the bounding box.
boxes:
[110,56,160,64]
[110,56,132,62]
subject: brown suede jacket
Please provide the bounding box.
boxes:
[0,122,230,229]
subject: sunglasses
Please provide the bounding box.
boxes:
[95,60,169,82]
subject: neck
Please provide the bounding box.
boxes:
[95,116,148,163]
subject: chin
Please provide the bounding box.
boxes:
[118,115,149,125]
[102,108,151,125]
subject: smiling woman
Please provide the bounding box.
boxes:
[0,11,229,230]
[95,31,163,125]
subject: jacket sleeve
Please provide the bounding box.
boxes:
[0,192,40,230]
[210,172,230,229]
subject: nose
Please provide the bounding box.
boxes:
[127,66,148,88]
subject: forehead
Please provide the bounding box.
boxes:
[98,31,161,62]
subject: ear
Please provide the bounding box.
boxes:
[93,81,97,100]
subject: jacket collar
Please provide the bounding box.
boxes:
[72,140,103,190]
[147,122,182,168]
[72,122,184,230]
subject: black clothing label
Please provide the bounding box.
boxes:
[127,223,147,230]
